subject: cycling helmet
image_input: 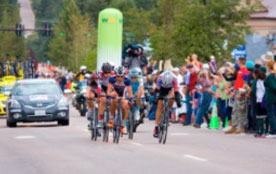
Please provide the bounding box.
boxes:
[161,71,175,87]
[114,66,126,77]
[101,62,112,73]
[129,68,141,78]
[80,65,87,71]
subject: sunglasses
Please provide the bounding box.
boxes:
[131,76,138,79]
[116,76,124,78]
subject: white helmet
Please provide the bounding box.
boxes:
[80,65,87,71]
[161,71,175,86]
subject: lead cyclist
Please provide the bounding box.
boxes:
[153,71,182,138]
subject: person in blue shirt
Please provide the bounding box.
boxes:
[128,68,145,122]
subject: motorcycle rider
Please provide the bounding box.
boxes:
[75,65,91,82]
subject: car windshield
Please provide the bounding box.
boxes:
[0,85,13,93]
[13,82,62,96]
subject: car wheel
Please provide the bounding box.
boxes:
[7,120,17,127]
[58,119,69,126]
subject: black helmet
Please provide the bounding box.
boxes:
[114,66,125,77]
[101,62,112,73]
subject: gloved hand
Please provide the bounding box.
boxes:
[174,91,182,108]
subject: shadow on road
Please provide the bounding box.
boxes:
[16,124,60,128]
[0,123,62,129]
[0,116,6,119]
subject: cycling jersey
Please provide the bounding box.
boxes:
[88,84,101,98]
[109,76,131,96]
[128,77,143,95]
[99,72,115,92]
[156,74,178,90]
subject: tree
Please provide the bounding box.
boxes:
[151,0,252,63]
[47,0,97,71]
[0,0,26,60]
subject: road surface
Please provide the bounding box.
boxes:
[18,0,35,37]
[0,106,275,174]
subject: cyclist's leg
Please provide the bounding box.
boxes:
[98,92,106,119]
[110,91,118,118]
[87,91,95,110]
[168,90,175,109]
[155,100,163,126]
[122,99,129,121]
[137,89,142,107]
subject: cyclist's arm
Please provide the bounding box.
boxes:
[127,86,133,98]
[107,83,113,96]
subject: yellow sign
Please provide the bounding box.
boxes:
[108,18,116,23]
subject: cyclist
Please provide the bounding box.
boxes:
[127,68,145,121]
[153,71,182,138]
[86,73,101,136]
[107,66,133,134]
[98,62,113,126]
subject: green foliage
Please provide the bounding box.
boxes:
[0,0,26,60]
[47,0,97,72]
[28,0,252,69]
[81,49,97,70]
[151,0,251,63]
[32,0,63,20]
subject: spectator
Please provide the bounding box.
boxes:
[217,67,230,128]
[183,64,197,126]
[252,68,267,138]
[225,57,249,134]
[194,69,212,128]
[264,60,276,138]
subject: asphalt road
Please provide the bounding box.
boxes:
[0,106,276,174]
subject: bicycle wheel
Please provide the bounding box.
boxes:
[128,109,135,139]
[90,119,94,141]
[115,127,120,144]
[158,121,164,143]
[162,108,169,144]
[103,107,109,142]
[92,108,98,141]
[113,118,117,143]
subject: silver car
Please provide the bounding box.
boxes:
[6,79,69,127]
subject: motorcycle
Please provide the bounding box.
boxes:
[75,84,87,117]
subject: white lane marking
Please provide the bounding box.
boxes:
[130,142,143,147]
[184,155,208,162]
[170,133,190,136]
[15,136,36,139]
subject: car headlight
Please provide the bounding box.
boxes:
[58,97,69,107]
[10,99,21,108]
